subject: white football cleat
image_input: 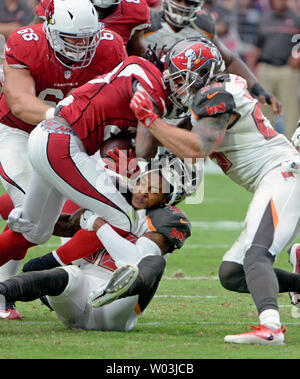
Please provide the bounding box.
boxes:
[0,294,10,319]
[224,325,286,346]
[87,265,139,308]
[288,243,300,307]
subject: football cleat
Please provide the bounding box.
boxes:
[224,325,286,346]
[288,243,300,307]
[87,265,139,307]
[6,302,22,320]
[0,294,10,319]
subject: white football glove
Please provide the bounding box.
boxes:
[80,210,99,231]
[291,126,300,147]
[281,158,300,174]
[7,208,33,233]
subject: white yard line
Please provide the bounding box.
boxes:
[191,221,244,230]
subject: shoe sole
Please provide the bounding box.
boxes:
[0,310,10,319]
[88,265,139,308]
[224,335,285,346]
[288,244,300,307]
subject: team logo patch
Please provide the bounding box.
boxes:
[171,44,215,72]
[64,70,72,79]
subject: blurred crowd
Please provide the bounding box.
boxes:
[1,0,300,136]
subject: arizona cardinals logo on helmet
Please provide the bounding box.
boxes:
[45,0,55,24]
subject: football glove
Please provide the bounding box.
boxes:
[7,207,33,233]
[104,147,140,180]
[80,210,99,231]
[130,90,159,128]
[281,158,300,174]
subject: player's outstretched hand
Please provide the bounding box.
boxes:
[104,147,140,180]
[130,90,159,128]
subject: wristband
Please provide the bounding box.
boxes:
[250,83,272,104]
[45,107,55,120]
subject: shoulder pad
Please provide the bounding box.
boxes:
[192,10,216,39]
[147,9,163,33]
[191,85,236,119]
[146,205,191,250]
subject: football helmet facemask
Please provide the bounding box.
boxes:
[91,0,121,9]
[163,0,204,28]
[136,151,202,206]
[164,37,225,109]
[45,0,101,69]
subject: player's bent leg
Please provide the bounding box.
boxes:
[88,255,166,312]
[218,261,249,293]
[0,268,69,317]
[288,243,300,306]
[28,122,132,233]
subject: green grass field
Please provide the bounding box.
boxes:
[0,170,299,360]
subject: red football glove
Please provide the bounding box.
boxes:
[130,90,159,128]
[103,147,140,180]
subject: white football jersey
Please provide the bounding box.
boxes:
[191,74,299,192]
[144,9,216,52]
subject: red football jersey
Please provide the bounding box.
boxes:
[35,0,51,19]
[36,0,150,46]
[58,56,170,156]
[97,0,150,45]
[0,24,127,134]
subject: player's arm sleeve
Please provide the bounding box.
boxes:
[146,207,192,252]
[191,87,236,119]
[96,224,162,267]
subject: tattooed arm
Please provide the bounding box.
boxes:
[148,113,234,160]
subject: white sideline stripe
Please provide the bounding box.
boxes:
[185,244,230,249]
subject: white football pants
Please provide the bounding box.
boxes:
[223,165,300,264]
[22,122,132,245]
[48,265,139,331]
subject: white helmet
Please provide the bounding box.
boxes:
[163,0,204,28]
[45,0,101,69]
[138,151,202,205]
[91,0,121,9]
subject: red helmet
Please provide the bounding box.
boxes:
[164,37,225,108]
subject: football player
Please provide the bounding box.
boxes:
[0,55,172,295]
[143,0,282,115]
[0,156,193,331]
[130,37,300,346]
[34,0,150,56]
[0,0,127,318]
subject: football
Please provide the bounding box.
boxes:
[100,132,135,158]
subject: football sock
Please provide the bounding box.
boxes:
[259,309,281,331]
[120,255,166,312]
[244,245,279,314]
[0,268,69,302]
[56,227,130,265]
[0,193,14,221]
[22,252,61,272]
[0,229,35,266]
[56,229,105,265]
[273,267,300,292]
